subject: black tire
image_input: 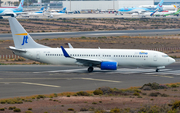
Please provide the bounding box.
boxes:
[156,69,159,72]
[88,67,93,72]
[0,17,3,19]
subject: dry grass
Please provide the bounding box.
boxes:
[0,82,180,113]
[1,18,180,33]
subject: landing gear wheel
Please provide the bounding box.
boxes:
[156,69,159,72]
[88,67,93,72]
[0,17,3,19]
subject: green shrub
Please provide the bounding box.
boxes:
[80,108,88,111]
[161,93,169,97]
[8,106,16,110]
[133,92,140,96]
[92,102,97,104]
[171,84,178,88]
[149,92,161,97]
[141,82,160,90]
[172,101,180,110]
[81,36,86,39]
[24,100,32,102]
[110,108,120,113]
[28,108,32,110]
[0,108,5,111]
[73,94,77,96]
[25,111,33,113]
[99,101,102,103]
[67,95,70,97]
[93,89,103,95]
[76,91,90,96]
[13,108,21,112]
[68,108,74,111]
[0,100,6,104]
[54,93,58,97]
[36,95,45,99]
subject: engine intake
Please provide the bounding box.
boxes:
[101,62,118,70]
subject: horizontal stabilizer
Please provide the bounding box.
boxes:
[8,46,26,52]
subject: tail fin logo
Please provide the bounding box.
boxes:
[21,36,28,45]
[21,2,23,7]
[159,4,162,7]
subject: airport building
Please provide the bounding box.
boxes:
[154,0,180,6]
[0,0,179,11]
[60,0,154,11]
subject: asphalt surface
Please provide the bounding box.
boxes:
[0,63,180,99]
[1,29,180,40]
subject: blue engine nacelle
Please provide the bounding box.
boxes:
[101,62,118,70]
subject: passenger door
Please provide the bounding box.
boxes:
[153,54,157,61]
[36,51,40,59]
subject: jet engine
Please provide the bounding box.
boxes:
[100,62,118,70]
[11,13,17,17]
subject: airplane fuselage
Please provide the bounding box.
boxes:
[14,48,174,68]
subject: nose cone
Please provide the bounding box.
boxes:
[169,57,175,64]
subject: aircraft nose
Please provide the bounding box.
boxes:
[169,57,175,64]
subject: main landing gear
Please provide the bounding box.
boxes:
[156,69,159,72]
[88,67,94,72]
[0,17,3,19]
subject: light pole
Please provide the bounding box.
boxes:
[70,0,71,11]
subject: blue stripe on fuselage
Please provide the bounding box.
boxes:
[0,8,23,13]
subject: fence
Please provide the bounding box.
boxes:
[0,55,20,59]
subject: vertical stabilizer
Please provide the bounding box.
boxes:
[151,0,164,16]
[8,17,49,49]
[156,0,164,11]
[18,0,24,10]
[59,7,66,13]
[39,7,44,11]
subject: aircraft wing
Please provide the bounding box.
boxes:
[61,46,102,66]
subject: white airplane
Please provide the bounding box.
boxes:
[0,0,24,19]
[21,7,45,18]
[139,5,178,11]
[8,17,175,72]
[119,0,164,15]
[130,0,164,17]
[45,7,66,18]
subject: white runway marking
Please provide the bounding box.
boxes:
[34,68,87,73]
[0,78,121,83]
[21,82,60,88]
[89,33,126,35]
[81,78,121,83]
[0,82,60,88]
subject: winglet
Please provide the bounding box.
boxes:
[68,43,73,49]
[61,46,70,57]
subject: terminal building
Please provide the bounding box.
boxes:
[0,0,179,11]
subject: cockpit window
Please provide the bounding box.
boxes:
[162,55,169,57]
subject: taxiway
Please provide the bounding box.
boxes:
[0,63,180,99]
[1,29,180,40]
